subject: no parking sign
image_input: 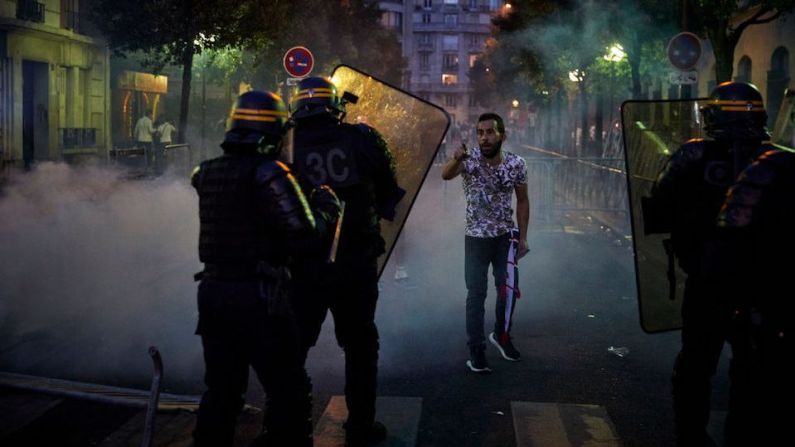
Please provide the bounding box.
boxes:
[283,46,315,78]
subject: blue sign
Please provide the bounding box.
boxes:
[667,32,702,71]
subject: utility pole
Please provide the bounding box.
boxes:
[680,0,692,99]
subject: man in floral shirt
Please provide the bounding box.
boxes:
[442,112,530,373]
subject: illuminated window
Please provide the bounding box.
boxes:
[469,53,479,67]
[381,11,402,29]
[442,74,458,85]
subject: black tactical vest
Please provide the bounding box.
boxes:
[663,139,765,273]
[293,121,381,248]
[195,154,272,264]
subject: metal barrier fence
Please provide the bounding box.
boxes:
[523,145,630,233]
[110,144,192,178]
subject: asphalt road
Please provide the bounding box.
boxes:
[0,165,733,446]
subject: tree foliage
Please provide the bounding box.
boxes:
[89,0,295,142]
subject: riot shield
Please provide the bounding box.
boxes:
[771,88,794,147]
[330,64,450,277]
[621,98,709,333]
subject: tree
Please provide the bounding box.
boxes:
[689,0,795,82]
[247,0,405,90]
[89,0,295,143]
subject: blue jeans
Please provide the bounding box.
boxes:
[465,233,512,351]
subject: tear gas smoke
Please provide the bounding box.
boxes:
[0,162,202,390]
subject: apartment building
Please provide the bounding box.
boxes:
[375,0,504,125]
[0,0,111,169]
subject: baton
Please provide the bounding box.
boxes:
[327,201,345,263]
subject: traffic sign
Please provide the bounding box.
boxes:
[667,32,702,70]
[283,46,314,78]
[669,70,698,85]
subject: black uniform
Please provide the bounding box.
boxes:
[710,146,795,445]
[644,138,769,445]
[192,151,327,447]
[290,115,403,444]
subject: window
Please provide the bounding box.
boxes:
[61,0,79,30]
[443,53,459,70]
[419,53,430,71]
[469,94,478,107]
[468,0,478,9]
[382,11,402,29]
[442,74,459,85]
[422,13,432,23]
[424,0,433,8]
[445,94,457,107]
[444,0,459,4]
[419,33,432,45]
[444,14,458,26]
[488,0,499,10]
[771,46,789,73]
[469,34,480,47]
[468,53,479,67]
[736,56,752,83]
[442,35,459,51]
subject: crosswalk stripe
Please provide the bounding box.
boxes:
[512,401,622,447]
[314,396,422,447]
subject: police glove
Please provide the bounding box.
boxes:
[310,185,341,220]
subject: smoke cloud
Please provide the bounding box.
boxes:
[0,162,202,391]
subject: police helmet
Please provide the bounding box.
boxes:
[222,90,289,154]
[700,81,769,140]
[290,77,344,120]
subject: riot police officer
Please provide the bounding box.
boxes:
[643,81,772,446]
[710,141,795,445]
[192,90,340,447]
[288,76,404,447]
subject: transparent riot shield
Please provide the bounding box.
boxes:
[330,65,450,277]
[621,98,708,333]
[771,88,794,147]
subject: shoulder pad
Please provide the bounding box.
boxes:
[255,160,291,185]
[353,123,376,134]
[676,138,709,162]
[736,150,784,187]
[761,143,795,155]
[351,123,386,141]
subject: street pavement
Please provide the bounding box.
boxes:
[0,165,733,446]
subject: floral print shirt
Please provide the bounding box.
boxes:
[461,147,528,238]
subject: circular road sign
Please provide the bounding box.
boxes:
[667,32,702,70]
[283,46,314,78]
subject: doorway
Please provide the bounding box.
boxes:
[22,60,49,168]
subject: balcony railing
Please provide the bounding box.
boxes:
[16,0,45,23]
[59,128,97,149]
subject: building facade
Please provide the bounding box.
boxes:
[375,0,504,125]
[0,0,111,169]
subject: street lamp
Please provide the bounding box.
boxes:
[603,43,626,128]
[568,69,587,154]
